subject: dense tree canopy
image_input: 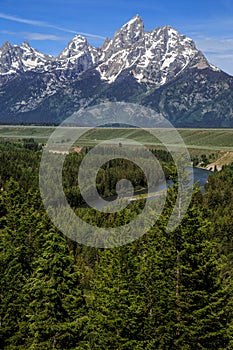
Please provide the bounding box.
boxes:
[0,140,233,349]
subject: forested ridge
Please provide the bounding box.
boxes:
[0,140,233,349]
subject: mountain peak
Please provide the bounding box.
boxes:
[21,41,30,47]
[58,35,89,61]
[0,15,232,127]
[98,18,215,85]
[57,33,100,70]
[71,35,87,44]
[1,41,12,52]
[124,14,143,27]
[117,14,145,43]
[99,14,145,63]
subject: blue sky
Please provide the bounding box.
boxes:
[0,0,233,74]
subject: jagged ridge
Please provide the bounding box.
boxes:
[0,15,232,127]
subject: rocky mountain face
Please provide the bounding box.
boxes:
[98,15,216,85]
[0,41,52,76]
[0,15,233,127]
[57,35,100,71]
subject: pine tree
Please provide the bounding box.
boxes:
[139,189,233,349]
[22,228,87,349]
[85,244,147,349]
[0,179,38,349]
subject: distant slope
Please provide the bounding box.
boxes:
[0,15,233,127]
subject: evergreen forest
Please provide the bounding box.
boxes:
[0,140,233,349]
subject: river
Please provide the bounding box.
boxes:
[88,167,212,210]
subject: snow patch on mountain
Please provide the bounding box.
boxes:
[97,19,218,85]
[0,41,52,75]
[0,14,223,88]
[57,35,100,70]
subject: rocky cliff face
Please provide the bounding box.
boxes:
[0,15,232,127]
[97,15,217,85]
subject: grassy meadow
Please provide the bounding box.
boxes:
[0,126,233,149]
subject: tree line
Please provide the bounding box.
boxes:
[0,141,233,349]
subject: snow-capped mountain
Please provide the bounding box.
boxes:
[0,36,99,77]
[0,15,232,127]
[0,41,53,75]
[57,35,100,71]
[98,15,217,85]
[0,15,217,83]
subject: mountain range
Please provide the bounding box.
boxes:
[1,14,233,127]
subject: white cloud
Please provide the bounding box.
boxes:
[0,30,16,35]
[206,54,233,76]
[195,36,233,54]
[183,17,233,34]
[0,30,66,41]
[193,36,233,75]
[0,13,48,27]
[0,12,106,40]
[24,33,66,41]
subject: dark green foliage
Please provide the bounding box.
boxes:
[86,190,233,349]
[0,141,233,349]
[21,229,87,349]
[204,163,233,257]
[0,180,44,348]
